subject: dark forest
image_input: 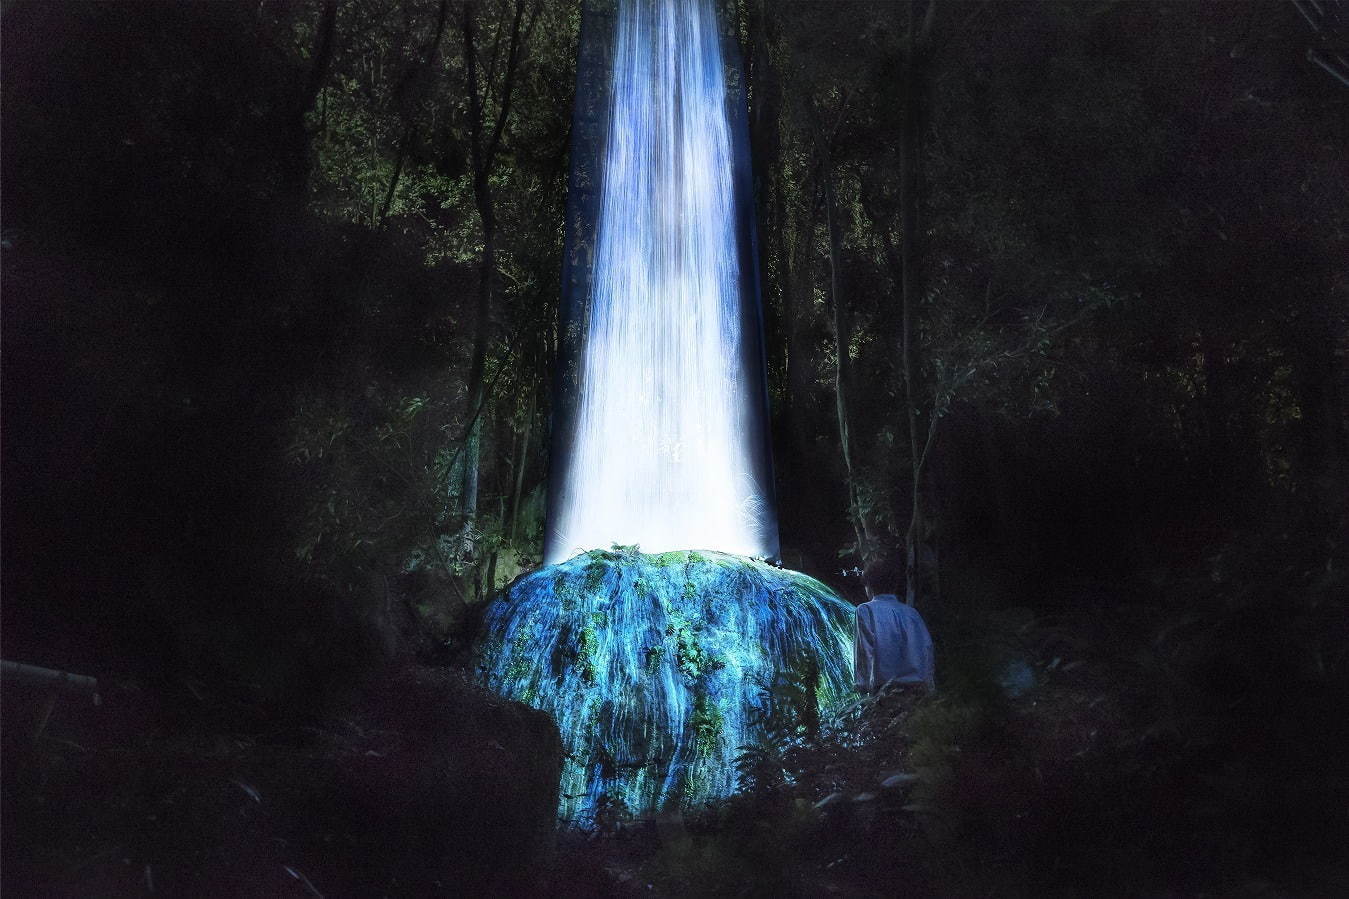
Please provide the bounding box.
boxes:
[2,0,1347,895]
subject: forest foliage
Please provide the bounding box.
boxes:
[2,0,1347,892]
[1,0,1345,803]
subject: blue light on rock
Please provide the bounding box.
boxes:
[475,550,855,822]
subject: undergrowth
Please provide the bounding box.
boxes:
[622,520,1349,896]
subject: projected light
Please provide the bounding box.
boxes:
[478,549,856,821]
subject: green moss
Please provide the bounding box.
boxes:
[582,560,608,594]
[502,626,539,683]
[665,612,699,681]
[504,652,534,683]
[644,644,664,675]
[508,625,534,655]
[575,625,599,684]
[554,573,579,611]
[666,611,723,683]
[691,691,724,755]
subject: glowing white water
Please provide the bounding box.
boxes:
[545,0,773,563]
[484,3,840,820]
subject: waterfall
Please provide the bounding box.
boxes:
[474,0,855,824]
[544,0,777,564]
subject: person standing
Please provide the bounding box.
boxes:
[854,556,935,693]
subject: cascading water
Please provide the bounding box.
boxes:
[474,0,856,824]
[543,0,776,564]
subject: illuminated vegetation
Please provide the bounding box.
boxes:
[1,0,1345,894]
[475,549,855,821]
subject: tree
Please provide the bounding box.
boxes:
[458,0,540,591]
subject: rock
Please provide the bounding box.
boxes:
[474,549,856,822]
[0,664,561,897]
[332,665,563,894]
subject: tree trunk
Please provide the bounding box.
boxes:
[379,0,451,224]
[460,215,494,556]
[278,0,337,199]
[508,385,536,544]
[459,0,531,561]
[823,157,872,565]
[785,184,820,468]
[900,0,932,606]
[379,123,414,223]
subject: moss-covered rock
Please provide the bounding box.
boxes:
[473,550,855,822]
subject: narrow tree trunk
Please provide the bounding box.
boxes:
[823,160,872,565]
[378,122,414,223]
[900,0,931,606]
[279,0,337,199]
[748,0,784,389]
[483,545,498,601]
[460,216,494,555]
[785,190,820,466]
[379,0,450,224]
[458,0,533,564]
[508,385,536,544]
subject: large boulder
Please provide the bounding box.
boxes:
[0,665,561,896]
[473,549,856,822]
[330,666,563,893]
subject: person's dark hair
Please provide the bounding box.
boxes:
[863,555,904,596]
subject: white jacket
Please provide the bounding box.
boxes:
[854,594,935,692]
